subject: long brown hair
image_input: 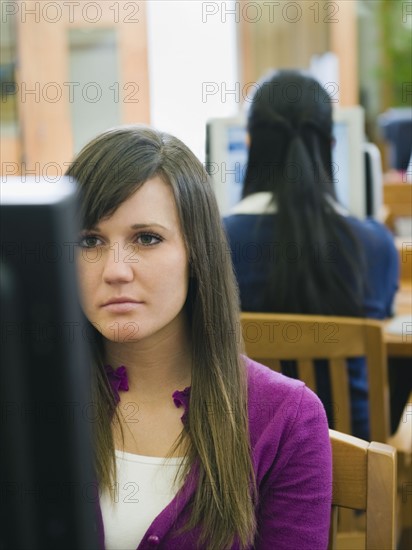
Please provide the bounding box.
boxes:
[66,126,257,549]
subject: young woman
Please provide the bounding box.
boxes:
[223,70,399,440]
[67,125,331,550]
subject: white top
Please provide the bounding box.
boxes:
[229,191,349,216]
[100,450,185,550]
[230,191,277,214]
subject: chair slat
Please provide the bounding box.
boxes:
[254,357,282,372]
[297,359,316,392]
[329,358,351,435]
[364,324,390,443]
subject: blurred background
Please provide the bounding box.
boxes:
[0,0,411,176]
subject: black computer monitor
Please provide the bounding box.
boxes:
[0,177,98,549]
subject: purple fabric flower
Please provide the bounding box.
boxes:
[105,365,129,404]
[172,386,191,425]
[104,364,191,421]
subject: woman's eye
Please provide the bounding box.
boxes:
[137,233,162,246]
[78,235,101,248]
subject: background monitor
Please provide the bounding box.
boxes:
[0,177,99,549]
[206,106,381,219]
[332,106,366,218]
[206,114,247,217]
[363,141,384,219]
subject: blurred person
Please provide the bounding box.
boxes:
[224,70,399,440]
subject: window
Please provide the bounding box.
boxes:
[147,0,239,162]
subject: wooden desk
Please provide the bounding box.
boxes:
[396,237,412,284]
[384,283,412,357]
[382,181,412,233]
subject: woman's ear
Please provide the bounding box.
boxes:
[246,132,251,148]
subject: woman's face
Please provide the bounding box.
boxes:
[76,176,190,345]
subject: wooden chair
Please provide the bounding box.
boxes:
[382,183,412,234]
[240,312,391,443]
[329,429,397,550]
[380,182,411,283]
[241,312,410,544]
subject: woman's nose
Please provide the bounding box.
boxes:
[101,242,136,284]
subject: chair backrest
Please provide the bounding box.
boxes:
[328,429,397,550]
[382,183,412,232]
[240,312,390,442]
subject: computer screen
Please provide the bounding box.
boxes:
[206,106,380,219]
[0,177,99,549]
[363,142,384,220]
[332,106,366,218]
[206,115,248,217]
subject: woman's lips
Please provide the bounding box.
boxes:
[101,301,143,313]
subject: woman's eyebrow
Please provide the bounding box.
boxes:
[131,223,169,231]
[84,222,170,232]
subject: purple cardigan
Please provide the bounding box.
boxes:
[97,358,332,549]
